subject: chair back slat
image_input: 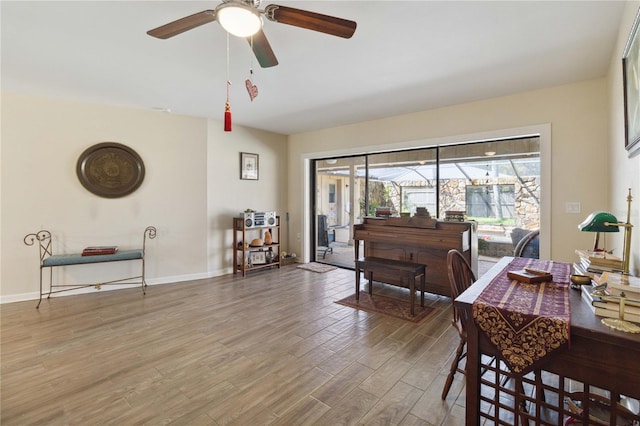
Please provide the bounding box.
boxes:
[513,228,540,258]
[447,249,476,326]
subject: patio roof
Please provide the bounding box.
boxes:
[323,158,539,184]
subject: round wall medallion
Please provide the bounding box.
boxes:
[76,142,145,198]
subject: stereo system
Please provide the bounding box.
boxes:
[243,211,276,228]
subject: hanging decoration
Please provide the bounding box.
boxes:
[245,72,258,101]
[245,36,259,101]
[224,81,232,132]
[224,33,232,132]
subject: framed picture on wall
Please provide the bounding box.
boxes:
[623,9,640,157]
[240,152,259,180]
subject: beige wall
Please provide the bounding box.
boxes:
[206,121,289,275]
[287,79,610,265]
[0,92,287,302]
[607,1,640,276]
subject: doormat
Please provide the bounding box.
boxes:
[335,292,438,324]
[296,262,338,273]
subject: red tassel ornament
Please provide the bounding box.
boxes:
[224,101,232,132]
[224,79,232,132]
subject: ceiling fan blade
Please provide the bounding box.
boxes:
[248,29,279,68]
[265,5,356,39]
[147,10,216,39]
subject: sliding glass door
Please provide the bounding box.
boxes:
[312,137,540,267]
[313,156,366,268]
[439,138,540,259]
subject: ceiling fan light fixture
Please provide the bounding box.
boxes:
[217,3,262,37]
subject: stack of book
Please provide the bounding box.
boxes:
[375,207,392,218]
[445,210,465,222]
[415,207,432,217]
[574,249,623,276]
[82,246,118,256]
[581,272,640,324]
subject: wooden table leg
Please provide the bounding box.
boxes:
[355,264,361,301]
[409,273,415,316]
[464,322,481,424]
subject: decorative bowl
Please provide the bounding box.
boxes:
[570,275,592,286]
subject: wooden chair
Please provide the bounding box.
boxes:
[441,249,476,400]
[443,249,544,424]
[512,228,540,258]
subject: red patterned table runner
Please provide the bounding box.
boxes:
[472,258,571,374]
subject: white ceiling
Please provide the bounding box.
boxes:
[1,1,626,135]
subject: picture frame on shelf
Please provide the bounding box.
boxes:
[623,9,640,157]
[250,251,266,265]
[240,152,259,180]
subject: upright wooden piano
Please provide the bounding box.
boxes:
[353,217,477,297]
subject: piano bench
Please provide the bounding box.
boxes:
[354,256,426,316]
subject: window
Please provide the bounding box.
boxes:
[312,136,540,264]
[402,187,436,215]
[466,184,515,220]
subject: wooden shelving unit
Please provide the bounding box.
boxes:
[233,216,280,276]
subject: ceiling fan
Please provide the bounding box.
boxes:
[147,0,357,68]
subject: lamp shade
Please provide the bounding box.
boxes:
[217,3,262,37]
[578,211,620,233]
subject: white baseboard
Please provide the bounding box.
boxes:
[0,271,228,305]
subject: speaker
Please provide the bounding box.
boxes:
[265,211,276,226]
[243,212,255,228]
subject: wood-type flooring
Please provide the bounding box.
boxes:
[1,265,470,425]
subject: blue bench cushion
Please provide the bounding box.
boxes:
[43,249,143,267]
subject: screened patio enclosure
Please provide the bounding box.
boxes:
[313,137,540,265]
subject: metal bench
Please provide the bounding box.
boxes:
[355,256,426,315]
[24,226,156,308]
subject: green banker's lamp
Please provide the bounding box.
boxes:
[578,211,619,252]
[578,189,633,275]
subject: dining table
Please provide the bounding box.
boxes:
[455,256,640,425]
